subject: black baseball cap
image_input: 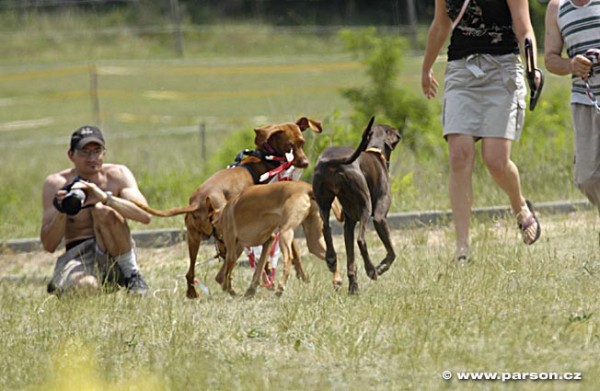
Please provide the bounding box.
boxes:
[70,126,105,151]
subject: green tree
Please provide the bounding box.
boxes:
[338,28,439,156]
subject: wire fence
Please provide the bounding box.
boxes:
[0,56,359,166]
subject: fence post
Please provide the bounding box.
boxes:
[169,0,184,58]
[89,64,101,126]
[406,0,418,53]
[199,122,206,163]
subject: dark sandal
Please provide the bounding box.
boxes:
[517,200,541,245]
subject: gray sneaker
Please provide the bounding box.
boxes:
[126,272,148,296]
[102,261,126,292]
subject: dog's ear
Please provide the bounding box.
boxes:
[385,126,402,150]
[295,117,323,133]
[254,125,278,147]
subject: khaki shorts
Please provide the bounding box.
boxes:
[47,238,126,295]
[571,103,600,186]
[443,53,527,140]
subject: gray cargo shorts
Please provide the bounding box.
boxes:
[443,53,526,140]
[47,238,126,295]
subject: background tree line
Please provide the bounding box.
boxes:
[1,0,547,36]
[0,0,550,52]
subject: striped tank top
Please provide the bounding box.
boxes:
[557,0,600,104]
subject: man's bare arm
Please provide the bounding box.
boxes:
[544,0,592,78]
[89,165,151,224]
[40,175,67,253]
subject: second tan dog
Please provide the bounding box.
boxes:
[208,181,340,298]
[135,118,322,298]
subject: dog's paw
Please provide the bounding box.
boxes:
[299,274,310,283]
[228,288,239,297]
[275,285,285,297]
[366,268,378,281]
[376,263,391,276]
[186,287,199,299]
[332,279,343,291]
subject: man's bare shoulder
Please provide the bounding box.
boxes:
[44,168,76,188]
[546,0,560,16]
[102,163,132,175]
[102,163,139,192]
[102,163,137,181]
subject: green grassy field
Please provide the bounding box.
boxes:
[1,210,599,390]
[0,54,370,238]
[1,12,599,391]
[0,22,582,241]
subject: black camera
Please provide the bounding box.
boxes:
[62,188,86,215]
[58,177,87,215]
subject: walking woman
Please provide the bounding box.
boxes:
[421,0,543,262]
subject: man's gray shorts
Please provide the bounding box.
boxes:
[572,103,600,208]
[572,104,600,184]
[47,238,126,295]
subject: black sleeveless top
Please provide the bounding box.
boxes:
[446,0,519,61]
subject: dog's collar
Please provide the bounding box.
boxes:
[365,147,389,170]
[261,142,277,155]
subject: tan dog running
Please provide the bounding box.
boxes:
[209,181,340,298]
[135,118,322,298]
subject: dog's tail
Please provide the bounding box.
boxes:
[341,116,374,165]
[133,201,200,217]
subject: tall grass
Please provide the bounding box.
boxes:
[0,12,587,242]
[1,210,599,390]
[2,9,598,391]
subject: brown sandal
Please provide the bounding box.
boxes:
[517,200,541,245]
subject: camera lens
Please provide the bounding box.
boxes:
[62,189,86,215]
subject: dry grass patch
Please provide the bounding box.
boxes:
[1,210,599,390]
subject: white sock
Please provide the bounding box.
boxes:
[115,249,139,279]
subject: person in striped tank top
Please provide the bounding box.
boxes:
[545,0,600,218]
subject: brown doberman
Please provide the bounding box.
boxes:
[312,117,401,294]
[135,118,322,298]
[208,180,340,298]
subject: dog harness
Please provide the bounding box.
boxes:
[228,148,295,184]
